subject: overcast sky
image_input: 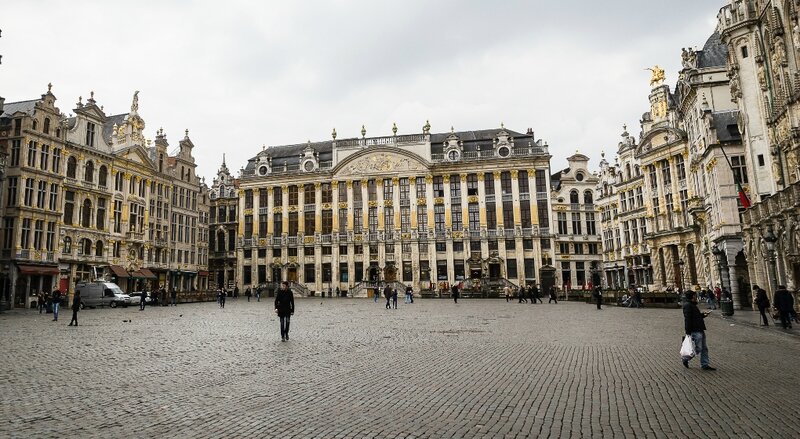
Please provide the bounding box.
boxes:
[1,1,723,181]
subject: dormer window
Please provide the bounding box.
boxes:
[258,165,269,176]
[497,145,510,157]
[84,161,94,182]
[447,150,460,162]
[86,122,96,147]
[43,118,50,135]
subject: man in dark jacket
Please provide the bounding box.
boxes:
[532,284,542,304]
[451,284,459,304]
[683,291,715,370]
[753,285,770,326]
[68,291,81,326]
[384,284,392,310]
[774,286,794,329]
[51,289,62,321]
[275,282,295,341]
[592,286,602,310]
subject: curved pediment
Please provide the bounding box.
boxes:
[333,148,430,178]
[637,126,687,155]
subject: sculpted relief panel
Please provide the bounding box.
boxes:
[335,152,429,178]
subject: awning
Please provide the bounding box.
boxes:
[129,270,145,279]
[109,265,129,278]
[198,271,209,276]
[16,264,59,276]
[138,268,157,279]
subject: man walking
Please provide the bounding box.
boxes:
[406,284,414,304]
[68,291,81,327]
[275,281,295,341]
[245,287,252,302]
[774,286,795,330]
[682,291,715,370]
[51,289,62,321]
[392,288,398,309]
[592,286,602,310]
[170,288,177,306]
[504,285,511,302]
[384,284,392,310]
[548,286,558,304]
[139,289,147,311]
[517,285,527,303]
[532,284,543,304]
[451,283,459,304]
[256,285,262,302]
[753,285,770,326]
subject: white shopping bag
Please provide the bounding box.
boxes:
[680,335,695,360]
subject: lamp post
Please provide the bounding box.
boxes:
[764,228,779,294]
[613,263,620,289]
[674,260,686,292]
[710,244,725,290]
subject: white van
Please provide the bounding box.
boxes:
[75,281,131,308]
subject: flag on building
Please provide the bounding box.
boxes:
[737,182,751,209]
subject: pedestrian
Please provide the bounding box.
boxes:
[384,284,392,310]
[451,284,459,304]
[160,286,167,307]
[532,284,543,304]
[774,286,794,330]
[504,285,511,302]
[706,288,717,309]
[404,286,411,304]
[407,284,414,304]
[38,291,46,314]
[51,289,62,321]
[139,288,147,311]
[518,285,527,303]
[170,288,177,306]
[335,287,341,298]
[256,286,262,302]
[392,288,398,309]
[753,285,770,326]
[68,291,81,327]
[234,286,239,299]
[275,281,295,341]
[245,287,252,302]
[592,286,602,310]
[218,289,226,308]
[682,291,715,370]
[713,286,721,305]
[548,286,558,304]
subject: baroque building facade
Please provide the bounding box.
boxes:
[719,0,800,298]
[208,156,239,289]
[596,29,748,307]
[0,86,209,309]
[550,153,603,291]
[235,124,556,296]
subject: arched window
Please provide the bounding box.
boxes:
[66,156,77,178]
[569,190,579,204]
[82,199,92,228]
[32,119,38,130]
[84,161,94,182]
[43,118,51,135]
[634,165,641,176]
[625,164,631,180]
[63,237,72,254]
[82,238,92,255]
[95,240,104,257]
[584,190,593,205]
[98,165,108,187]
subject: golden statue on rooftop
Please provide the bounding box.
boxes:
[646,65,666,87]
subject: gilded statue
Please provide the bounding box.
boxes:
[646,65,666,87]
[131,90,139,113]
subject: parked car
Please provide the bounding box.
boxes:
[128,292,156,306]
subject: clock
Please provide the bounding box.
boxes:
[447,150,460,161]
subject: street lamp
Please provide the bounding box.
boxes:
[764,228,779,294]
[710,244,725,290]
[674,260,686,293]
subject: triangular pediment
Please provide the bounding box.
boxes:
[117,144,156,169]
[75,105,106,122]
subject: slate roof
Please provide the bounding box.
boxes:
[711,110,741,143]
[103,113,128,141]
[697,31,727,69]
[244,128,532,171]
[0,99,38,119]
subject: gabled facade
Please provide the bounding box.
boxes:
[209,155,239,289]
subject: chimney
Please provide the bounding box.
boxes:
[526,127,533,137]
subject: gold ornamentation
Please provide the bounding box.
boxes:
[416,198,427,205]
[401,233,411,240]
[346,181,353,189]
[273,257,281,264]
[243,208,253,215]
[338,202,348,209]
[361,179,369,185]
[314,182,321,190]
[272,206,283,213]
[443,175,450,183]
[368,200,378,208]
[322,203,332,210]
[331,181,338,188]
[452,231,464,239]
[383,200,393,207]
[510,170,519,178]
[409,176,417,184]
[354,235,363,242]
[647,65,666,87]
[391,177,399,184]
[289,256,297,263]
[434,197,444,205]
[459,173,467,182]
[259,239,266,246]
[492,171,501,178]
[303,236,315,244]
[477,173,485,182]
[288,205,297,213]
[424,175,433,184]
[467,196,479,203]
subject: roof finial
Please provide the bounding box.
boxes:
[392,122,397,136]
[90,91,94,99]
[450,126,454,134]
[47,82,52,92]
[131,91,140,113]
[500,122,505,129]
[423,120,431,134]
[361,125,366,138]
[332,127,337,140]
[185,128,189,138]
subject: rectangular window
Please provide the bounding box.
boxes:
[244,215,253,237]
[24,178,34,206]
[452,241,464,253]
[432,176,444,198]
[571,213,582,235]
[417,205,428,232]
[259,214,268,237]
[520,202,531,228]
[434,205,445,232]
[46,221,55,251]
[502,201,513,228]
[273,213,283,235]
[588,243,599,254]
[559,243,570,254]
[535,170,547,193]
[6,177,18,207]
[2,218,14,250]
[365,179,377,202]
[353,208,363,233]
[353,180,362,202]
[518,170,529,193]
[289,212,298,235]
[304,184,315,205]
[450,175,461,199]
[304,264,315,283]
[96,198,106,231]
[288,185,298,206]
[86,122,96,147]
[21,218,31,249]
[355,262,364,282]
[400,207,411,232]
[368,207,378,233]
[273,186,283,205]
[731,155,748,184]
[676,155,686,181]
[585,212,596,235]
[486,203,496,229]
[304,211,316,234]
[36,181,46,208]
[649,165,658,189]
[383,179,393,201]
[468,203,479,231]
[259,189,268,208]
[321,183,332,204]
[557,212,568,235]
[500,171,512,195]
[399,178,410,201]
[27,141,37,168]
[537,200,549,226]
[484,173,495,195]
[320,210,332,234]
[506,258,517,279]
[338,183,347,202]
[244,190,253,209]
[384,207,394,231]
[40,144,50,170]
[466,174,478,196]
[33,219,44,249]
[52,148,61,173]
[436,260,448,280]
[661,159,672,185]
[113,200,122,233]
[10,140,21,167]
[415,177,426,198]
[338,209,347,234]
[451,204,462,231]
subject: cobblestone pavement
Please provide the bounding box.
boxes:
[1,298,799,439]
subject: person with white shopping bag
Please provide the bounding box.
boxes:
[682,290,716,370]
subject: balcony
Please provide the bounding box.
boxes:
[304,204,316,212]
[485,194,496,203]
[259,207,270,215]
[504,229,515,238]
[502,193,513,202]
[520,193,530,201]
[126,231,145,241]
[154,238,168,247]
[272,237,283,246]
[287,236,298,246]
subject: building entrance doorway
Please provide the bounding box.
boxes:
[488,263,501,279]
[470,268,481,279]
[271,267,281,283]
[287,267,298,283]
[368,266,380,283]
[384,265,397,282]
